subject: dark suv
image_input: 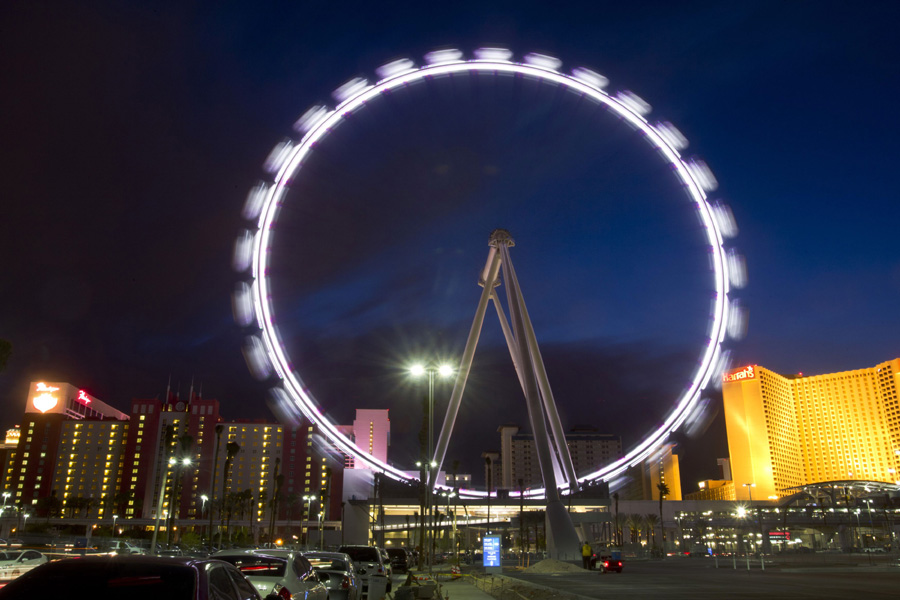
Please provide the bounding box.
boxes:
[385,548,410,574]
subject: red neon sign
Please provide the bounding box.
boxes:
[77,390,92,405]
[723,365,756,383]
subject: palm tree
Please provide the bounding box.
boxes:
[285,492,300,545]
[169,433,193,536]
[657,481,670,548]
[645,513,659,549]
[627,513,647,553]
[268,458,283,543]
[612,492,620,546]
[0,339,11,373]
[218,441,240,546]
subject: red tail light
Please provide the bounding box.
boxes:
[342,575,350,589]
[603,561,609,568]
[276,585,292,599]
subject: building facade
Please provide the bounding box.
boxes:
[723,359,900,500]
[496,424,622,490]
[2,382,344,532]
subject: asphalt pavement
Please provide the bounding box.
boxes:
[500,555,900,599]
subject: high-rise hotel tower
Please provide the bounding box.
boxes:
[723,359,900,500]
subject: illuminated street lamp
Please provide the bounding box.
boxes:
[151,456,190,554]
[303,495,316,550]
[409,361,455,570]
[441,490,456,559]
[742,483,764,570]
[112,514,118,538]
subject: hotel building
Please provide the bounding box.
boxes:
[3,382,345,528]
[496,424,622,491]
[723,358,900,500]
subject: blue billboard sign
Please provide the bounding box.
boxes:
[483,535,501,570]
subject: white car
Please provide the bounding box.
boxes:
[106,540,147,555]
[0,549,48,579]
[337,545,389,600]
[214,548,328,600]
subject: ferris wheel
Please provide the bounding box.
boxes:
[232,47,746,497]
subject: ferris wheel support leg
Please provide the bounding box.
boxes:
[491,288,568,490]
[514,282,580,493]
[431,248,503,488]
[496,242,580,560]
[490,289,527,395]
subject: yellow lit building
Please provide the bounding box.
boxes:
[54,420,128,515]
[684,480,734,501]
[723,359,900,500]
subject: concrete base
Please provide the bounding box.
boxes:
[545,499,581,561]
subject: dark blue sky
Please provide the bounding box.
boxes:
[1,1,898,485]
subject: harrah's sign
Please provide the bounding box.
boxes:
[723,365,756,383]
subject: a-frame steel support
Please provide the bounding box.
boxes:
[430,229,581,559]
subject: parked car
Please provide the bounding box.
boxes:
[0,554,275,599]
[214,548,328,600]
[305,551,361,600]
[104,540,147,555]
[337,545,389,600]
[0,549,48,579]
[385,548,410,574]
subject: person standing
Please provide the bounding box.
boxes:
[582,541,592,569]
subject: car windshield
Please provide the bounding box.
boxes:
[217,555,287,578]
[0,552,20,561]
[340,547,380,563]
[0,560,195,600]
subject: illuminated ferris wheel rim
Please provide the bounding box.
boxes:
[238,48,738,497]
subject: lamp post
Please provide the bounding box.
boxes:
[151,456,189,554]
[742,483,763,570]
[303,495,315,551]
[409,362,455,570]
[112,514,118,538]
[863,499,875,548]
[734,504,747,569]
[440,491,456,559]
[199,494,209,544]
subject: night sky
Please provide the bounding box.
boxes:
[2,1,898,488]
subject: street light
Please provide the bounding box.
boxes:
[409,362,455,571]
[742,483,763,570]
[112,514,118,538]
[441,491,456,561]
[303,495,316,551]
[151,456,190,554]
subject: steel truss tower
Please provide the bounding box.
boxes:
[431,229,581,559]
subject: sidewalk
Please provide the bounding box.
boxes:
[396,567,495,600]
[438,577,496,600]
